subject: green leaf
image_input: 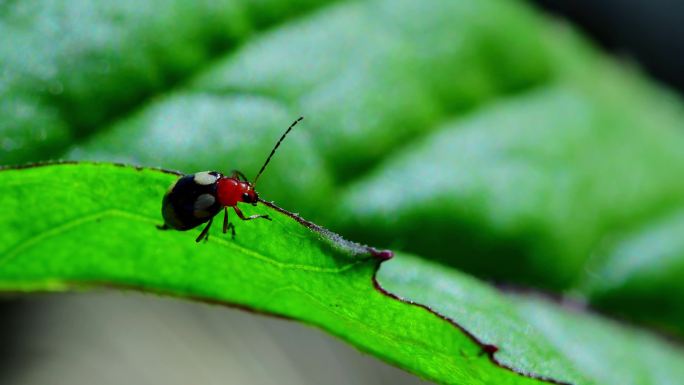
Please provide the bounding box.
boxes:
[378,254,684,385]
[2,163,683,385]
[31,0,683,334]
[578,209,684,335]
[0,163,520,384]
[0,0,330,163]
[338,85,684,289]
[3,0,684,379]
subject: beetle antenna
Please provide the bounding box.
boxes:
[253,116,303,186]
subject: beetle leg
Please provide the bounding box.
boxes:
[195,217,214,243]
[227,223,236,239]
[223,207,228,233]
[223,207,236,239]
[156,224,169,230]
[233,206,271,221]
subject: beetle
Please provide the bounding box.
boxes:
[158,117,303,242]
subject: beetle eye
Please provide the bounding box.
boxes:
[242,193,250,202]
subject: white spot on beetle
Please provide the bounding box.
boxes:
[194,171,217,185]
[194,193,216,210]
[193,193,216,218]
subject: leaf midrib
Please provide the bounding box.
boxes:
[0,206,365,274]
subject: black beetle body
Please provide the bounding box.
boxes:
[162,171,223,231]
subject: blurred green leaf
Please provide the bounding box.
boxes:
[0,0,331,163]
[579,209,684,335]
[1,163,683,385]
[339,85,684,288]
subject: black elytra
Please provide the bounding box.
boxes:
[161,171,224,231]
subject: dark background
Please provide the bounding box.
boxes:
[534,0,684,95]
